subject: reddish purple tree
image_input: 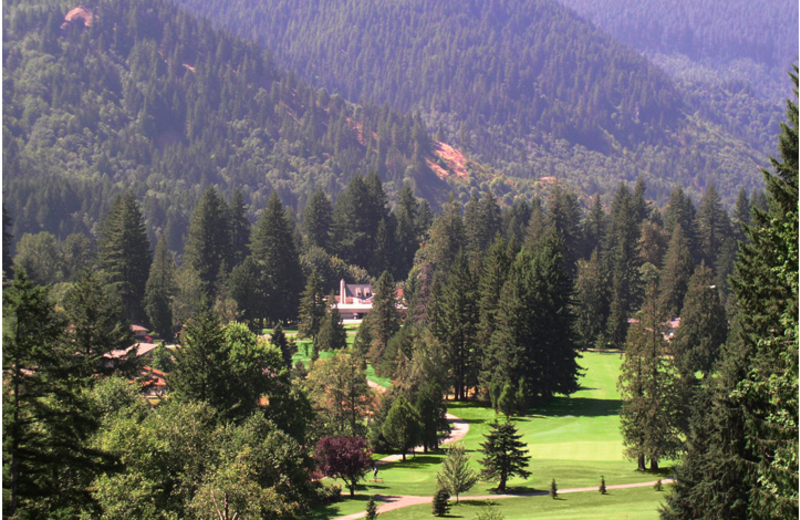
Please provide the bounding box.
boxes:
[315,436,373,497]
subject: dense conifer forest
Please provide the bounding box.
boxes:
[559,0,798,156]
[3,0,491,248]
[2,0,797,518]
[172,0,769,204]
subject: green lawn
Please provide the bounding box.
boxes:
[315,352,672,518]
[291,325,391,388]
[374,486,669,520]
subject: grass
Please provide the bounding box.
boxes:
[315,352,673,518]
[373,486,669,520]
[291,324,391,388]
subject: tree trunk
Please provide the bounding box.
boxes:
[349,482,355,497]
[650,458,659,471]
[637,454,646,471]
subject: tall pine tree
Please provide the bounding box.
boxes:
[144,235,177,340]
[250,193,304,323]
[619,282,682,471]
[183,187,231,297]
[96,192,152,324]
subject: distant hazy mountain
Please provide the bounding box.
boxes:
[557,0,798,153]
[171,0,769,205]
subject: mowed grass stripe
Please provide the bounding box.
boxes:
[374,486,668,520]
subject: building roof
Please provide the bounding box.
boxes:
[105,342,160,359]
[344,283,373,299]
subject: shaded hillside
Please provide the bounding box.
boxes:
[558,0,797,154]
[2,0,487,249]
[171,0,767,205]
[558,0,797,81]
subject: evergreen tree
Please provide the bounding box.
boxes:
[731,188,751,246]
[477,236,512,385]
[479,420,531,492]
[227,256,263,330]
[144,235,177,340]
[498,381,516,419]
[3,271,113,518]
[228,188,251,268]
[573,248,609,349]
[523,198,546,248]
[303,188,333,252]
[663,185,697,259]
[365,271,399,366]
[372,217,395,276]
[250,192,304,323]
[464,192,501,253]
[671,263,727,378]
[550,479,558,499]
[63,269,137,377]
[3,205,13,280]
[421,197,465,272]
[659,368,752,520]
[298,269,326,340]
[436,443,478,503]
[183,186,231,298]
[171,265,207,329]
[365,495,378,520]
[486,231,580,402]
[544,185,582,277]
[695,183,732,273]
[604,183,644,347]
[728,67,798,519]
[96,192,152,324]
[431,488,450,517]
[415,381,450,453]
[332,174,390,273]
[61,233,94,282]
[618,282,683,471]
[381,396,421,461]
[658,224,695,318]
[169,310,236,415]
[316,295,348,352]
[270,322,293,368]
[393,182,421,278]
[582,193,606,258]
[435,252,478,401]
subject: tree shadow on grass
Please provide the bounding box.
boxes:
[525,397,622,417]
[310,494,372,520]
[383,454,443,471]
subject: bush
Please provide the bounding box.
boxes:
[314,482,342,505]
[654,479,663,491]
[549,479,558,499]
[476,505,505,520]
[599,476,606,494]
[431,488,450,516]
[365,495,378,520]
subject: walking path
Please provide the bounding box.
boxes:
[343,379,670,520]
[333,479,674,520]
[367,379,470,465]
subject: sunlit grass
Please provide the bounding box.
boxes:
[314,352,672,518]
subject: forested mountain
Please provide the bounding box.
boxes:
[558,0,798,155]
[2,0,492,249]
[171,0,768,205]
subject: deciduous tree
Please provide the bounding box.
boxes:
[315,437,372,498]
[436,443,478,503]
